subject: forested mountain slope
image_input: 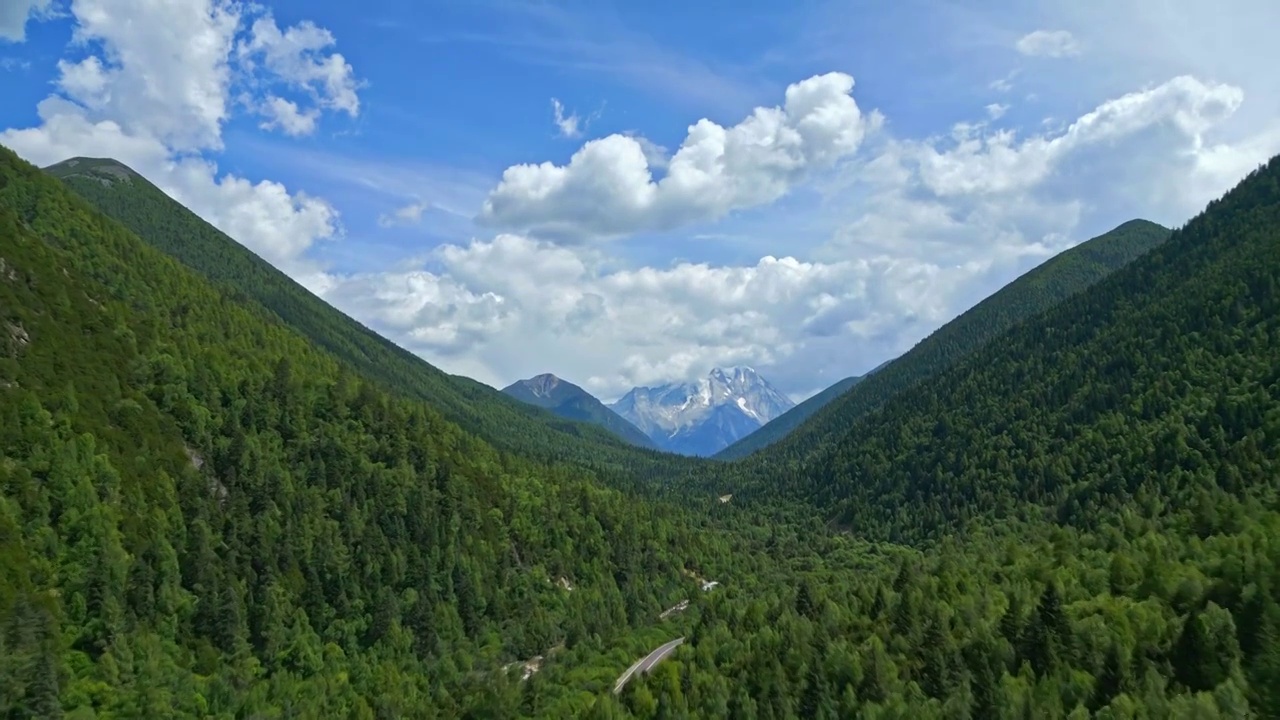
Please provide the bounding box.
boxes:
[720,219,1171,462]
[503,374,656,449]
[0,146,731,717]
[43,157,684,484]
[9,141,1280,717]
[604,159,1280,717]
[717,374,864,460]
[747,161,1280,544]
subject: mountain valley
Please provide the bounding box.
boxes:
[2,141,1279,718]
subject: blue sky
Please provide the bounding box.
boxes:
[4,0,1279,401]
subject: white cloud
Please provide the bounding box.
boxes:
[318,64,1280,399]
[4,96,173,170]
[54,0,242,152]
[551,98,582,138]
[316,188,1020,395]
[626,131,671,170]
[236,13,361,121]
[378,201,430,227]
[321,233,983,397]
[913,75,1243,197]
[989,70,1018,93]
[0,0,357,278]
[358,2,1280,397]
[8,0,1279,404]
[259,95,319,136]
[479,72,880,241]
[0,0,51,42]
[1015,29,1081,58]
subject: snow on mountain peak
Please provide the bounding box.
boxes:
[610,367,795,456]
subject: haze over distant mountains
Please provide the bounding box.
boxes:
[610,367,795,456]
[501,367,797,455]
[501,373,656,449]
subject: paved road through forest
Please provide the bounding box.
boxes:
[612,637,685,694]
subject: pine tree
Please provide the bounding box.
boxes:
[1246,601,1280,714]
[1026,583,1068,676]
[1173,603,1240,692]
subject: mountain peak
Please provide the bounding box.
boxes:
[611,367,795,456]
[507,373,563,400]
[45,157,139,185]
[500,373,655,449]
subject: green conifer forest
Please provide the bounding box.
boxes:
[3,141,1280,718]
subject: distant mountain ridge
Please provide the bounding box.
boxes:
[502,373,655,449]
[728,374,865,454]
[713,359,896,460]
[612,367,794,456]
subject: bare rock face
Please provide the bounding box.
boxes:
[611,367,795,456]
[0,257,19,282]
[5,321,30,356]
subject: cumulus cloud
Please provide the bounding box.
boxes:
[7,0,1278,403]
[335,268,512,355]
[316,204,1066,398]
[236,13,361,123]
[1,0,360,279]
[1015,30,1081,58]
[378,201,430,227]
[51,0,242,152]
[317,67,1278,399]
[0,0,51,42]
[321,233,981,396]
[440,2,1276,396]
[913,76,1243,197]
[479,72,880,241]
[258,95,319,136]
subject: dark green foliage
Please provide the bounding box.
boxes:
[723,180,1277,541]
[1174,603,1241,692]
[43,157,685,485]
[681,157,1280,714]
[7,143,1280,717]
[720,218,1171,462]
[1,146,725,716]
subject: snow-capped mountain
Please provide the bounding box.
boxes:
[610,367,795,456]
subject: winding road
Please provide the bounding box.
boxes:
[612,637,685,694]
